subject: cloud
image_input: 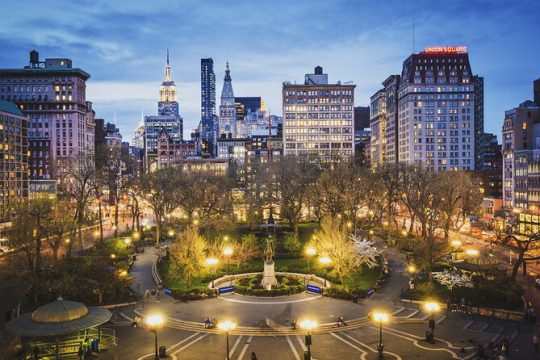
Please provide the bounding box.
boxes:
[1,0,539,139]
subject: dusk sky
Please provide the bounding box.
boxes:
[1,0,539,141]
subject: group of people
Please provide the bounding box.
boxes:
[203,317,218,329]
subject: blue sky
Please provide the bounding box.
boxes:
[0,0,539,141]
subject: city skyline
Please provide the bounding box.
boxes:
[0,0,539,140]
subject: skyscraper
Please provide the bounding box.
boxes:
[397,46,480,171]
[283,66,355,159]
[201,58,216,155]
[144,51,183,171]
[219,63,236,139]
[0,50,93,182]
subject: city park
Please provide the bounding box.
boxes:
[2,158,539,359]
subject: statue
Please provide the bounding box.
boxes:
[261,236,277,289]
[264,236,274,262]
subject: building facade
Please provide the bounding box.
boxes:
[502,79,540,209]
[201,58,216,156]
[0,101,28,223]
[0,50,93,181]
[397,46,480,171]
[219,63,236,139]
[144,52,183,171]
[369,89,386,167]
[156,130,197,169]
[383,75,400,164]
[282,67,355,159]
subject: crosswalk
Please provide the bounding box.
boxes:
[116,304,521,360]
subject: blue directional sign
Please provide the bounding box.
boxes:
[218,286,235,294]
[306,285,322,294]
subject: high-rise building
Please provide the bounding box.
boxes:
[144,51,183,171]
[219,63,236,139]
[502,79,540,210]
[0,50,93,181]
[282,66,355,159]
[396,46,480,171]
[0,100,28,223]
[235,97,262,121]
[369,90,386,167]
[201,58,216,156]
[382,75,400,164]
[354,106,370,131]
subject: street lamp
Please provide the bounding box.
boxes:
[319,256,331,265]
[145,314,165,360]
[217,320,236,360]
[305,247,316,272]
[451,240,462,260]
[465,248,479,264]
[424,302,440,343]
[205,257,219,283]
[223,246,233,274]
[372,312,389,360]
[299,319,317,359]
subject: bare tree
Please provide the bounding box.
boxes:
[61,156,96,251]
[269,155,320,236]
[10,199,53,303]
[138,167,181,245]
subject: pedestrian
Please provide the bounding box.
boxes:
[534,333,538,353]
[251,351,257,360]
[501,340,508,355]
[144,289,149,303]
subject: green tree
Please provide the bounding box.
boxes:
[282,233,301,254]
[233,234,260,269]
[170,226,207,289]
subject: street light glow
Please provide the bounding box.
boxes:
[451,240,462,247]
[305,247,316,256]
[223,246,233,256]
[407,265,416,274]
[299,319,317,330]
[425,302,440,313]
[123,237,132,245]
[319,256,331,264]
[466,248,479,257]
[205,257,219,266]
[167,229,175,237]
[217,320,236,332]
[372,312,389,323]
[145,314,165,328]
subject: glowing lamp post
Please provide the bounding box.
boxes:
[424,302,440,343]
[305,247,316,272]
[145,314,165,360]
[299,319,317,359]
[223,246,233,274]
[373,312,389,359]
[217,320,236,360]
[451,240,462,260]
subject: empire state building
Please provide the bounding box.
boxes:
[144,50,184,171]
[158,49,179,116]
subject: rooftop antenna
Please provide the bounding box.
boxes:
[412,18,415,54]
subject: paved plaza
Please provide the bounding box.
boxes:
[96,246,539,360]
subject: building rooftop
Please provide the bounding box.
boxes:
[0,100,23,116]
[0,67,90,80]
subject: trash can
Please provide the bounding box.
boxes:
[159,346,166,358]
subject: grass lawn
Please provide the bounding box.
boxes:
[159,256,381,293]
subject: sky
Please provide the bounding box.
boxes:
[0,0,539,141]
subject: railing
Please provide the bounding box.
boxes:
[395,298,524,321]
[152,255,162,286]
[30,328,117,358]
[208,272,331,290]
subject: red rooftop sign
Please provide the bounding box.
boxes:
[423,46,468,54]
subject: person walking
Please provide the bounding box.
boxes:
[250,352,257,360]
[534,333,539,353]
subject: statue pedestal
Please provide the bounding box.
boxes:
[262,260,277,290]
